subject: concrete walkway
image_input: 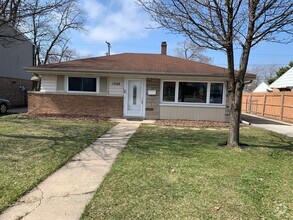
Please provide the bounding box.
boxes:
[0,121,141,220]
[241,113,293,137]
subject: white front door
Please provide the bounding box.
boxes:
[126,79,144,117]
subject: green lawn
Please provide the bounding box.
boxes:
[0,115,114,213]
[82,125,292,220]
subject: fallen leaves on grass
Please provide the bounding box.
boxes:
[155,120,229,128]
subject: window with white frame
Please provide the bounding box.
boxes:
[210,83,224,104]
[163,81,176,102]
[162,81,225,104]
[179,82,207,103]
[68,77,97,92]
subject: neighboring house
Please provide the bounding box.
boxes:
[253,82,272,93]
[270,67,293,91]
[0,24,34,106]
[25,42,255,122]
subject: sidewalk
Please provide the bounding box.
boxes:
[241,113,293,137]
[0,121,141,220]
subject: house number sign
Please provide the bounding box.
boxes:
[112,82,121,86]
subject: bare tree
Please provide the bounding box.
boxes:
[268,61,293,84]
[138,0,293,147]
[176,40,212,63]
[24,0,85,64]
[0,0,69,45]
[48,42,81,63]
[244,64,279,92]
[0,0,22,43]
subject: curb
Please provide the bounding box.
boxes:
[241,120,251,125]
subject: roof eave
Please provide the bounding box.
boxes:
[24,67,255,80]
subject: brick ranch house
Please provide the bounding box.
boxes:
[25,43,255,122]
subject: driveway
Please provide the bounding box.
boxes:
[7,107,28,114]
[241,113,293,137]
[0,107,27,117]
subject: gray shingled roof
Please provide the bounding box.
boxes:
[26,53,255,78]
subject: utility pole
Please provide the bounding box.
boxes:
[105,41,111,55]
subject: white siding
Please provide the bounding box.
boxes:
[56,75,65,91]
[160,105,226,122]
[41,75,57,92]
[99,77,108,93]
[108,77,124,95]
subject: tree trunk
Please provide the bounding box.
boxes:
[227,81,243,147]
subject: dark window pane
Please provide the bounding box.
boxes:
[83,78,96,92]
[68,77,82,91]
[179,82,207,103]
[68,77,96,92]
[163,82,176,102]
[210,83,223,104]
[133,85,137,105]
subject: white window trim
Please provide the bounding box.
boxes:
[66,76,100,94]
[160,80,226,107]
[160,103,226,108]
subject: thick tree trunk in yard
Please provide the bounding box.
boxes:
[227,84,243,147]
[225,40,242,147]
[227,36,251,147]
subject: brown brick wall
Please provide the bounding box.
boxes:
[28,92,123,117]
[0,76,32,106]
[145,78,160,119]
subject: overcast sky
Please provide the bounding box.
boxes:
[70,0,293,70]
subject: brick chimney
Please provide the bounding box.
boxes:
[161,41,167,55]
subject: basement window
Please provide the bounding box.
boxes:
[68,77,97,92]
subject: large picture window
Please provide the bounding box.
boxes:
[179,82,207,103]
[162,81,224,105]
[68,77,97,92]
